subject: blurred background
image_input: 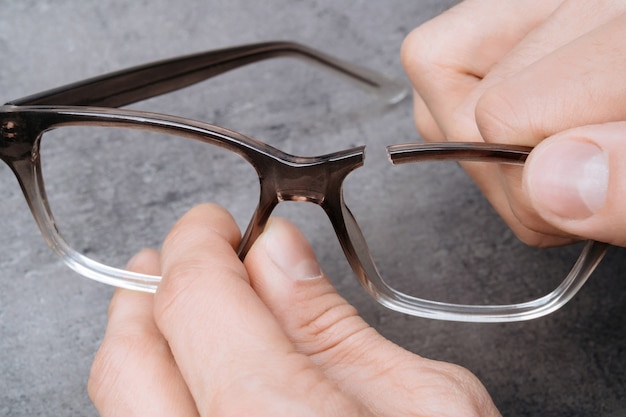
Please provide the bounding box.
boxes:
[0,1,624,416]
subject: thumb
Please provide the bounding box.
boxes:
[245,218,502,417]
[524,122,626,246]
[244,217,399,409]
[244,217,376,359]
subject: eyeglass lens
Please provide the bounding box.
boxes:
[40,124,583,306]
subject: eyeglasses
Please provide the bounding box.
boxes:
[1,41,608,323]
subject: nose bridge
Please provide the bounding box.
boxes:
[270,147,365,205]
[237,146,364,260]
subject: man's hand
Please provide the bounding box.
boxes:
[402,0,626,246]
[88,203,500,416]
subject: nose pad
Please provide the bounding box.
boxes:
[237,146,365,259]
[272,146,365,201]
[277,190,325,204]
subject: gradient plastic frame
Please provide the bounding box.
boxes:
[0,41,608,322]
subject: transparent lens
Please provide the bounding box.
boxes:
[39,126,259,270]
[343,154,583,306]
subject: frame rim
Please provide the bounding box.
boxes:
[4,107,608,322]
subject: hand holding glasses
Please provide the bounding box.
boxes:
[0,42,608,322]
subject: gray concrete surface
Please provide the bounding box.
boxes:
[0,1,624,416]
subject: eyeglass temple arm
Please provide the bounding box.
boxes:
[387,142,532,165]
[8,41,407,108]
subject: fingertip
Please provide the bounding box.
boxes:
[524,123,626,245]
[263,218,323,281]
[163,203,242,256]
[244,217,320,307]
[245,218,374,357]
[126,248,161,275]
[525,138,608,220]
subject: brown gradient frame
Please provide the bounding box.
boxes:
[0,42,608,322]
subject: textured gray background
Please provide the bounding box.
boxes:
[0,1,624,416]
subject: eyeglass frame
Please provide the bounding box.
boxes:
[0,41,608,323]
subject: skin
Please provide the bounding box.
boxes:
[90,0,626,415]
[401,0,626,247]
[88,204,499,416]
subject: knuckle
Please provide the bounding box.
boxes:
[401,26,448,81]
[400,28,425,74]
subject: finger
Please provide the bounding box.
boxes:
[472,13,626,239]
[154,203,366,416]
[401,0,560,141]
[244,218,501,416]
[459,0,626,127]
[412,89,446,142]
[244,217,373,359]
[89,249,199,417]
[524,122,626,246]
[401,0,564,245]
[475,13,626,146]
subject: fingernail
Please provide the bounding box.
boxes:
[263,219,323,281]
[527,140,608,219]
